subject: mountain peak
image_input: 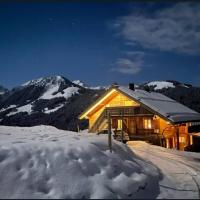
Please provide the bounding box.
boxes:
[21,75,70,87]
[144,80,192,90]
[72,80,86,87]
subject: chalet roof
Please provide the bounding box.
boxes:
[118,86,200,124]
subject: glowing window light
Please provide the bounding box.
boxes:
[144,119,152,129]
[117,119,122,130]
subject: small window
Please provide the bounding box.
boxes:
[144,119,152,129]
[117,119,122,130]
[179,137,186,143]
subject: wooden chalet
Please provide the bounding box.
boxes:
[79,84,200,151]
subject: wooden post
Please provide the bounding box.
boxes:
[121,115,124,143]
[77,122,80,133]
[176,126,180,150]
[108,113,112,153]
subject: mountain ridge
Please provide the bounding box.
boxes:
[0,77,200,131]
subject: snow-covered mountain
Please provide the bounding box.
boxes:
[73,80,106,90]
[140,80,200,113]
[0,76,104,130]
[0,77,200,130]
[143,80,192,91]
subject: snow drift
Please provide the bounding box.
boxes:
[0,125,161,199]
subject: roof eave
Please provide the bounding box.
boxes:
[78,86,118,119]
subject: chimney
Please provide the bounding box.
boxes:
[129,83,135,91]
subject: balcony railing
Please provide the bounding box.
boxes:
[89,106,153,133]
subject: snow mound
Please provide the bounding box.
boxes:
[0,125,160,199]
[147,81,175,90]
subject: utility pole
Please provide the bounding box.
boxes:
[108,112,112,153]
[121,114,124,143]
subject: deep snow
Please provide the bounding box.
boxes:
[0,126,160,199]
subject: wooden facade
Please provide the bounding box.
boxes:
[79,87,200,151]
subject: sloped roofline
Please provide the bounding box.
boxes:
[116,87,174,124]
[79,85,200,124]
[78,86,117,119]
[79,85,174,123]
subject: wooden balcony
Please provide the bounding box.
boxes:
[104,106,152,117]
[89,106,153,133]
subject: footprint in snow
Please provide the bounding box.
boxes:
[12,141,25,144]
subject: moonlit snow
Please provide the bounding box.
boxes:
[128,141,200,199]
[0,125,199,199]
[44,104,64,114]
[147,81,175,90]
[39,85,79,100]
[0,125,160,199]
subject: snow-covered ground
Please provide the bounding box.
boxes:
[0,125,199,199]
[0,126,160,199]
[128,141,200,199]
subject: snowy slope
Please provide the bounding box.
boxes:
[23,76,80,100]
[0,76,104,130]
[0,125,160,199]
[147,81,175,90]
[73,80,106,90]
[6,104,33,116]
[144,80,192,91]
[128,141,200,199]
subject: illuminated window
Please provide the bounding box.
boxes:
[154,129,159,133]
[117,119,122,130]
[144,119,152,129]
[179,137,186,143]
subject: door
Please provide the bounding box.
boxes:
[129,118,136,135]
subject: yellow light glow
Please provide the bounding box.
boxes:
[117,119,122,130]
[144,119,152,129]
[79,89,117,119]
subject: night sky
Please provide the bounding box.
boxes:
[0,1,200,88]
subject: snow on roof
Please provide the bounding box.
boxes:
[118,86,200,123]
